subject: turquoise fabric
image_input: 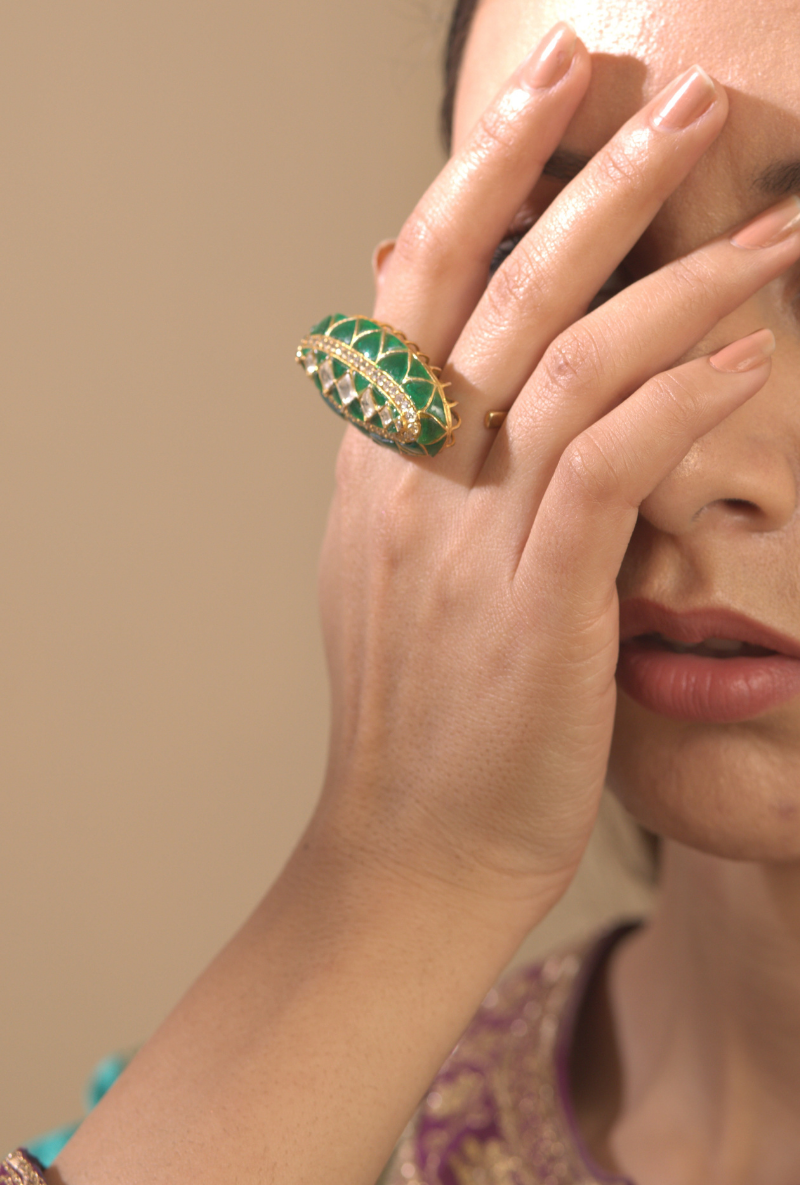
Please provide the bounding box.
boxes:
[25,1052,133,1168]
[23,1123,81,1169]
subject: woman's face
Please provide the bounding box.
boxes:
[455,0,800,861]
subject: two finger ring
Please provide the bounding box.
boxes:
[296,314,460,457]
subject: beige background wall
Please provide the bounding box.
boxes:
[0,0,653,1153]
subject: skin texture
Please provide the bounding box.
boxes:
[50,4,800,1185]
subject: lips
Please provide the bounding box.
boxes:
[616,600,800,723]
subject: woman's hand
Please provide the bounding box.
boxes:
[316,23,797,924]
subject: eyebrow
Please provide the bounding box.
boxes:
[754,160,800,197]
[542,149,590,182]
[543,148,800,199]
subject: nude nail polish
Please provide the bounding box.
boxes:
[650,66,717,131]
[523,22,577,89]
[372,239,396,287]
[731,195,800,249]
[709,329,776,373]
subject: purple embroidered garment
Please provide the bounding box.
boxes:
[384,927,638,1185]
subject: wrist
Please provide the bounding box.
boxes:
[259,814,562,990]
[297,792,573,945]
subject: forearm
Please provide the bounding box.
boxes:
[51,830,542,1185]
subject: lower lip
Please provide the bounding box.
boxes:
[616,640,800,723]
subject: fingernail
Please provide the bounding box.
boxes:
[709,329,776,373]
[523,22,577,89]
[650,65,717,131]
[372,239,396,286]
[731,195,800,249]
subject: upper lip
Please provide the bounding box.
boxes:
[619,599,800,660]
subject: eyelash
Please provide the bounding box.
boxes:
[488,231,631,310]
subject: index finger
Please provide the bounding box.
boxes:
[374,22,591,364]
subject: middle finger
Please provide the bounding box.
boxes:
[449,65,727,443]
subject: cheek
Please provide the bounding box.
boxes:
[607,694,800,861]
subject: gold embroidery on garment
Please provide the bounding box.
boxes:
[384,940,628,1185]
[449,1134,524,1185]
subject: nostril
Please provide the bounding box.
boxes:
[723,498,758,512]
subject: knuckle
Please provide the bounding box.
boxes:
[666,249,727,309]
[393,203,452,276]
[373,466,425,564]
[333,429,366,498]
[470,102,519,159]
[646,371,703,432]
[538,325,605,395]
[332,462,421,580]
[592,139,642,187]
[483,245,544,323]
[560,429,621,505]
[333,431,354,486]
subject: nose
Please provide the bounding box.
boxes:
[638,395,798,537]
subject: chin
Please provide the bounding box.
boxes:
[607,688,800,863]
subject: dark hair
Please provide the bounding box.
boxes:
[442,0,482,149]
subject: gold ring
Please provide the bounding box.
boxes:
[297,314,460,457]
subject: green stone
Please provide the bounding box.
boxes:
[329,317,358,344]
[408,357,431,383]
[353,330,383,361]
[404,379,433,409]
[311,314,336,337]
[380,351,410,383]
[419,414,447,446]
